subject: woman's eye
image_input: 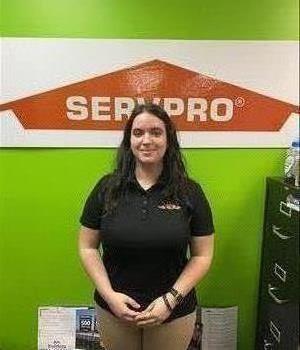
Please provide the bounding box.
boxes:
[151,129,163,137]
[132,128,163,137]
[132,129,143,137]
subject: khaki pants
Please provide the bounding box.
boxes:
[95,304,197,350]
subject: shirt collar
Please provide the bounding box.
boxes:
[128,170,167,192]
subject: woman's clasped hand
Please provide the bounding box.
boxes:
[107,291,176,327]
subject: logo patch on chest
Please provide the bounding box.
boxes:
[157,203,182,210]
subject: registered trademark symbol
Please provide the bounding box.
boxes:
[234,97,245,107]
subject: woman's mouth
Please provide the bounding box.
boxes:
[140,150,155,156]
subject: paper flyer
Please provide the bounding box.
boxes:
[201,306,238,350]
[38,307,104,350]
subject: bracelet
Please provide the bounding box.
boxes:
[162,294,173,312]
[169,287,184,304]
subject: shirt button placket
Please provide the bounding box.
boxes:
[141,194,148,221]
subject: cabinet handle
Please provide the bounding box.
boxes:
[272,225,292,240]
[263,339,273,349]
[274,263,287,283]
[279,201,292,217]
[270,320,281,343]
[268,284,289,304]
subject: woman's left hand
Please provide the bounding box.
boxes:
[134,295,174,327]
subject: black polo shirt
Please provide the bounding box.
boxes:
[80,174,214,323]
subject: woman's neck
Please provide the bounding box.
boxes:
[135,162,163,186]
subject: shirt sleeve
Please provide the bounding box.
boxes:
[79,176,109,230]
[188,181,215,236]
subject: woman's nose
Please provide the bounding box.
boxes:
[142,132,151,144]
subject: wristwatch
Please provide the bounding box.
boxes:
[169,287,184,304]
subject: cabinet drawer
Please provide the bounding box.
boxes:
[265,179,299,233]
[257,300,299,349]
[259,254,298,303]
[261,221,299,279]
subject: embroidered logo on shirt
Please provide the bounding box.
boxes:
[158,203,182,210]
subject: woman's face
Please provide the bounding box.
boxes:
[130,112,167,165]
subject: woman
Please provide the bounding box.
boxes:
[78,103,215,350]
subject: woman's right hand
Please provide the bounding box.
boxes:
[106,291,141,322]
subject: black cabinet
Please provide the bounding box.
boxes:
[256,177,299,350]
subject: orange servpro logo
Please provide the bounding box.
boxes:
[0,59,298,131]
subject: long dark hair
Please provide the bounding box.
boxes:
[103,103,191,214]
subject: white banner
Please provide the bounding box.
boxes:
[1,38,299,147]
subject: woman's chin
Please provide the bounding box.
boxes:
[138,157,160,164]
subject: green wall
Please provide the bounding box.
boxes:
[0,1,298,350]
